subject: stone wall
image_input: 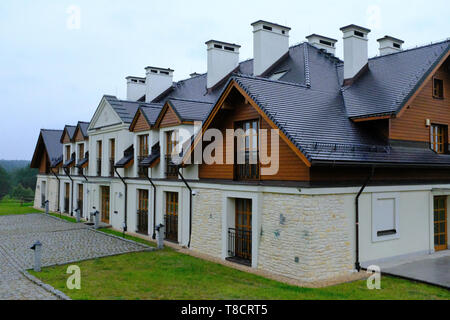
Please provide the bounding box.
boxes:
[258,193,353,282]
[190,188,223,258]
[33,175,59,212]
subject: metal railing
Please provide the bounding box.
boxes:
[109,158,115,177]
[235,151,259,180]
[136,209,148,235]
[96,158,102,176]
[138,156,148,178]
[164,214,178,242]
[165,156,178,179]
[64,197,70,214]
[228,228,252,262]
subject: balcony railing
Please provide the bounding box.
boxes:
[137,209,148,235]
[164,214,178,242]
[109,158,115,177]
[235,151,259,180]
[138,156,148,178]
[96,158,102,176]
[165,156,178,179]
[228,228,252,263]
[64,197,70,214]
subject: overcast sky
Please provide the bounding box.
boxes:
[0,0,448,160]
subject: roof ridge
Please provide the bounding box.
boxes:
[369,38,450,60]
[303,44,311,87]
[233,73,309,89]
[41,129,63,132]
[169,97,213,104]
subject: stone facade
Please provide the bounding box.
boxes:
[190,188,223,258]
[189,187,354,283]
[258,193,353,282]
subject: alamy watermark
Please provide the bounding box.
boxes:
[66,5,81,30]
[66,265,81,290]
[366,265,381,290]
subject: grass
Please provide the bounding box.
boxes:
[48,212,78,223]
[0,198,43,215]
[98,228,156,247]
[31,249,450,300]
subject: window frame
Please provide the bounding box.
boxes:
[234,119,260,181]
[371,192,400,242]
[430,124,448,154]
[433,77,444,99]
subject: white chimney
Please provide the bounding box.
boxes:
[306,34,337,55]
[206,40,240,89]
[252,20,290,76]
[340,24,371,81]
[144,67,174,103]
[377,36,404,56]
[126,76,146,101]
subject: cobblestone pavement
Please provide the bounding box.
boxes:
[0,214,148,300]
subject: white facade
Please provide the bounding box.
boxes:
[206,40,240,89]
[341,25,370,80]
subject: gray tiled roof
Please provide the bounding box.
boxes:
[115,145,134,168]
[63,125,77,141]
[342,40,450,118]
[41,129,63,167]
[140,105,163,126]
[105,95,162,124]
[168,98,214,122]
[78,121,90,137]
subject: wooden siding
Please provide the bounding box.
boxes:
[38,151,48,174]
[199,92,309,181]
[74,128,85,142]
[159,105,181,128]
[62,131,71,143]
[131,110,152,132]
[390,60,450,142]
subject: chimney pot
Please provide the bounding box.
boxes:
[377,35,404,56]
[306,34,337,55]
[340,24,371,81]
[252,20,290,76]
[125,76,146,101]
[206,40,240,89]
[144,67,174,103]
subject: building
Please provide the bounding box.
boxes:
[31,21,450,283]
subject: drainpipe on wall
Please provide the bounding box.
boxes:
[355,166,375,271]
[63,167,74,216]
[50,169,60,212]
[146,167,157,240]
[115,167,128,232]
[178,166,192,248]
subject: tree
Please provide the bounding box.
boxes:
[12,167,38,191]
[0,166,11,199]
[11,184,34,200]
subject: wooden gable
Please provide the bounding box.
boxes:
[62,129,71,143]
[74,126,86,142]
[130,109,152,132]
[156,103,182,128]
[390,58,450,142]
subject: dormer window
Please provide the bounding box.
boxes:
[433,78,444,99]
[430,124,448,154]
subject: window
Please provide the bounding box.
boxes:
[433,78,444,99]
[97,140,102,176]
[137,189,149,235]
[109,139,115,177]
[65,145,71,161]
[78,144,84,161]
[372,193,400,242]
[235,120,259,180]
[165,192,178,242]
[430,124,448,154]
[138,135,149,178]
[165,131,179,179]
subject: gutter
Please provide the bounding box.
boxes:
[355,166,375,271]
[63,166,74,216]
[177,166,192,248]
[50,169,60,212]
[146,167,157,239]
[114,167,128,232]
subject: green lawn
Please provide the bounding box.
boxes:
[31,247,450,300]
[48,212,78,223]
[0,198,42,215]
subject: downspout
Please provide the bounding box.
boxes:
[146,167,157,239]
[63,167,74,216]
[355,166,375,271]
[178,166,192,248]
[51,169,60,212]
[115,167,128,232]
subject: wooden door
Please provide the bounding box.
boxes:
[165,192,178,242]
[234,198,252,261]
[137,189,149,235]
[64,183,70,213]
[101,186,110,224]
[434,196,448,251]
[78,184,83,217]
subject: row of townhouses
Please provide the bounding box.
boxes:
[31,20,450,283]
